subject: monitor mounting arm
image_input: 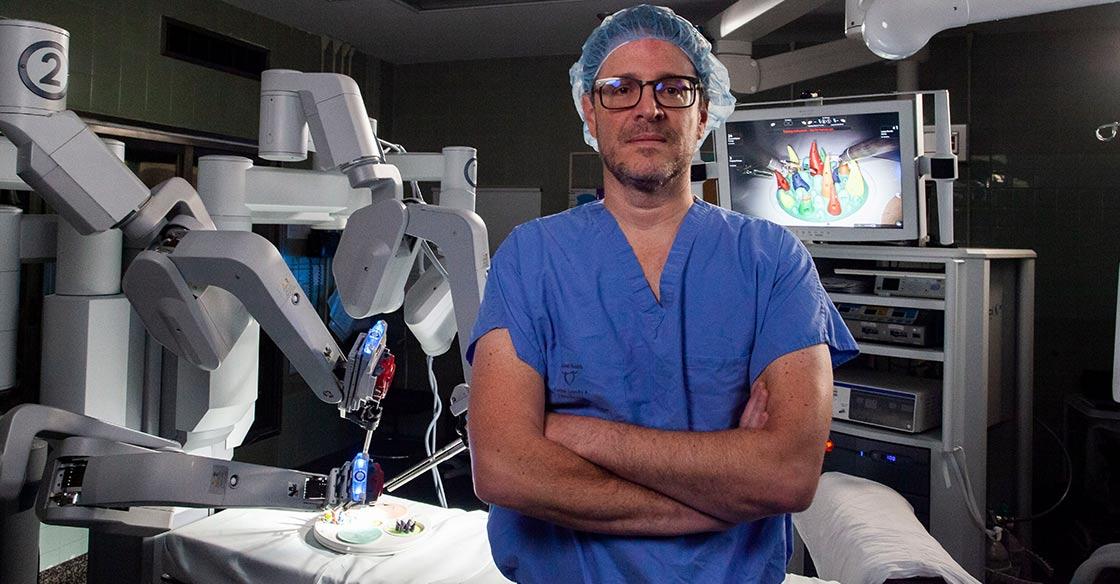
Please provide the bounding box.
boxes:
[708,0,1120,95]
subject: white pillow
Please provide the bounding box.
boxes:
[793,472,980,584]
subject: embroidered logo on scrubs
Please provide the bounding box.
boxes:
[561,362,583,386]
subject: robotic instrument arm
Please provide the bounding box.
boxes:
[256,68,488,496]
[0,404,381,535]
[257,68,490,379]
[0,325,425,536]
[0,22,385,429]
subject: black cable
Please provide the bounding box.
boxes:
[999,417,1073,523]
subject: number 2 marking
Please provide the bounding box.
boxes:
[39,52,62,87]
[17,40,67,100]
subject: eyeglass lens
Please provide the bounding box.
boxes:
[597,77,698,109]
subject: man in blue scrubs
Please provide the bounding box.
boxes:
[467,5,859,583]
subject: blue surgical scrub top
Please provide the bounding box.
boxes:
[468,199,859,584]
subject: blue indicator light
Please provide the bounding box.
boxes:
[886,454,897,463]
[858,450,865,457]
[349,452,371,503]
[361,321,388,355]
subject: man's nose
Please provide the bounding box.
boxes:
[634,86,665,120]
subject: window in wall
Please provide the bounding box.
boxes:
[162,17,270,80]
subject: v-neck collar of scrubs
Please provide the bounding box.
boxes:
[597,198,712,326]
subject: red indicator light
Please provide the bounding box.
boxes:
[825,439,834,453]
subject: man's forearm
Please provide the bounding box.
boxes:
[470,433,730,536]
[468,327,733,535]
[545,414,822,523]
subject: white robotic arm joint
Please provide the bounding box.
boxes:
[0,110,150,235]
[259,69,389,190]
[122,176,216,245]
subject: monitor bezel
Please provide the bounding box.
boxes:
[714,98,924,243]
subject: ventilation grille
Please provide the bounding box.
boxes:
[162,17,270,80]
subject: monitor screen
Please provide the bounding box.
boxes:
[716,100,923,242]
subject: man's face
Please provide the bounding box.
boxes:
[582,39,709,194]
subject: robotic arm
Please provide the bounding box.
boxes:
[0,31,400,539]
[0,21,385,429]
[0,404,379,535]
[256,68,490,377]
[259,68,402,198]
[256,69,489,496]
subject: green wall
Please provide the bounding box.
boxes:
[387,55,589,217]
[1,0,383,140]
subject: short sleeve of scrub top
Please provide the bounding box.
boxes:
[466,228,545,377]
[747,227,857,384]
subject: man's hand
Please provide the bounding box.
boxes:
[739,381,769,430]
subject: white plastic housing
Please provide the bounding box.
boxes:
[404,267,455,356]
[258,70,379,174]
[40,295,144,427]
[195,155,253,231]
[0,205,21,390]
[258,89,308,162]
[855,0,1117,61]
[437,146,477,212]
[333,198,418,318]
[860,0,968,60]
[0,111,149,234]
[0,20,69,115]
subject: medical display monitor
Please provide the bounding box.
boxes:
[715,100,922,242]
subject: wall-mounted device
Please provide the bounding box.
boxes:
[833,369,941,433]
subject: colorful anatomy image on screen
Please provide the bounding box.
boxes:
[724,111,904,229]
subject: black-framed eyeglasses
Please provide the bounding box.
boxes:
[593,76,703,110]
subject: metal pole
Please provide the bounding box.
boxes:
[383,439,467,493]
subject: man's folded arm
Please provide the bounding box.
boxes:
[467,328,732,536]
[544,344,834,524]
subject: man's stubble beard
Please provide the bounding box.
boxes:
[603,151,689,195]
[600,127,691,195]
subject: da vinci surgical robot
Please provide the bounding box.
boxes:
[0,19,487,538]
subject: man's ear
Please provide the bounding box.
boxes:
[581,94,598,142]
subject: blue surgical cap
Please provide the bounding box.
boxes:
[569,4,736,151]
